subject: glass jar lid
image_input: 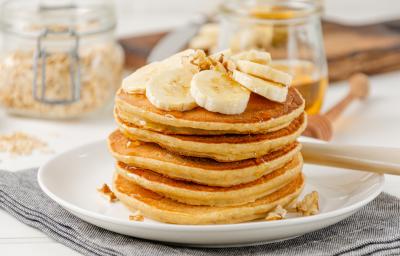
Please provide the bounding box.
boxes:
[0,0,116,38]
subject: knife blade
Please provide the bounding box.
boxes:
[147,16,207,63]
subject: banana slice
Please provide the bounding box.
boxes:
[190,70,250,115]
[210,49,233,60]
[232,70,288,103]
[146,68,197,111]
[232,50,271,65]
[162,49,196,68]
[236,60,292,86]
[122,62,161,94]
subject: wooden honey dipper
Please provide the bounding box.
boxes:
[303,73,370,141]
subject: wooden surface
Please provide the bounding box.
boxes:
[119,20,400,81]
[323,20,400,81]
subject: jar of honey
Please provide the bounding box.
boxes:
[219,0,328,114]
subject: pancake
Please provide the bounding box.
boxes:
[113,172,304,224]
[115,153,302,206]
[115,87,305,134]
[116,106,291,135]
[108,130,302,186]
[116,111,307,162]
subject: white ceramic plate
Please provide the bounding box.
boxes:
[38,139,384,247]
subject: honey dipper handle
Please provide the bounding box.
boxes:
[324,94,354,122]
[325,73,370,122]
[301,141,400,175]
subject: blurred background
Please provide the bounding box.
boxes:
[114,0,400,37]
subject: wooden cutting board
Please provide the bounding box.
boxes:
[119,19,400,82]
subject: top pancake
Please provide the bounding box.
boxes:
[115,87,305,133]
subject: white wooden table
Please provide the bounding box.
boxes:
[1,0,400,255]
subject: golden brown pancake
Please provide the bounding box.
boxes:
[116,106,291,135]
[116,111,307,162]
[108,130,302,186]
[113,172,305,224]
[115,87,305,134]
[115,153,302,206]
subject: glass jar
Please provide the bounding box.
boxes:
[219,0,328,114]
[0,0,124,119]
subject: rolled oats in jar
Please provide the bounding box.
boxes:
[0,0,124,118]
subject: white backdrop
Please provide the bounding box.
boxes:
[114,0,400,36]
[0,0,399,36]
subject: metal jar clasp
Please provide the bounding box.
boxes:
[32,28,81,104]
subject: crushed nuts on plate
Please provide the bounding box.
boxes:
[129,211,144,222]
[97,183,118,202]
[265,205,287,221]
[296,191,320,216]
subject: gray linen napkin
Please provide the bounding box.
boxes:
[0,169,399,256]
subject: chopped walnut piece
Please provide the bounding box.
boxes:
[285,198,299,213]
[185,49,234,74]
[296,191,319,216]
[97,183,118,202]
[210,61,227,73]
[129,211,144,222]
[222,58,237,73]
[209,52,236,73]
[186,49,212,71]
[265,205,287,221]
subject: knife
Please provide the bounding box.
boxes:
[146,15,207,63]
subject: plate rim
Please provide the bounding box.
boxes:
[38,139,385,232]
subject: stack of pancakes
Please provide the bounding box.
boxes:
[108,86,306,225]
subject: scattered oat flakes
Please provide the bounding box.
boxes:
[97,183,118,202]
[296,191,319,216]
[265,205,287,221]
[129,211,144,222]
[0,132,48,156]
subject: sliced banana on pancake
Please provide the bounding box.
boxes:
[190,70,250,115]
[231,50,271,65]
[122,50,197,94]
[236,60,292,86]
[232,70,288,103]
[146,68,197,111]
[162,49,196,67]
[210,49,232,60]
[122,62,162,94]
